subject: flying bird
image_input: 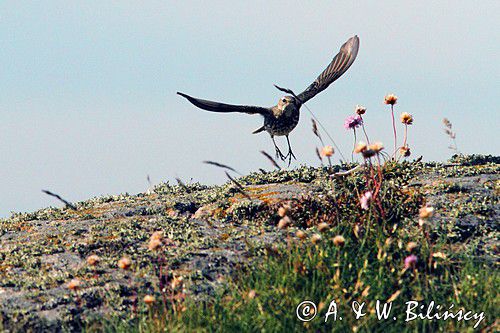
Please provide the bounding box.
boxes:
[178,35,360,164]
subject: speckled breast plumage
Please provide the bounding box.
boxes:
[264,106,300,136]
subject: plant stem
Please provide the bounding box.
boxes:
[352,129,357,162]
[398,124,408,161]
[453,137,459,153]
[391,105,397,159]
[360,116,370,144]
[403,124,408,147]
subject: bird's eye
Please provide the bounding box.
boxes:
[282,98,287,103]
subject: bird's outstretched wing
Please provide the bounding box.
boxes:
[296,35,359,105]
[177,92,270,115]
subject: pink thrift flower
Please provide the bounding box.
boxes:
[404,254,418,269]
[360,191,372,210]
[344,115,363,130]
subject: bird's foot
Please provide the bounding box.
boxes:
[284,149,296,166]
[275,146,286,161]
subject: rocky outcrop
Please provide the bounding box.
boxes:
[0,156,498,331]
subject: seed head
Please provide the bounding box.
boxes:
[68,279,81,291]
[167,209,178,218]
[247,290,257,299]
[384,94,398,105]
[118,257,132,270]
[419,206,434,219]
[362,142,383,158]
[443,118,452,128]
[296,230,307,240]
[143,295,155,305]
[406,241,418,252]
[400,146,411,157]
[321,145,334,157]
[311,234,322,245]
[148,238,162,251]
[354,142,368,154]
[317,222,330,233]
[400,112,413,125]
[150,231,163,241]
[311,118,320,137]
[278,205,290,217]
[333,235,346,247]
[171,276,184,290]
[277,216,291,229]
[355,105,366,115]
[368,142,384,153]
[361,149,376,158]
[432,252,447,259]
[86,254,100,266]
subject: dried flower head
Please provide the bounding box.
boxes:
[432,252,447,259]
[443,118,452,128]
[344,115,363,130]
[321,145,334,157]
[317,222,330,233]
[444,129,456,139]
[442,118,458,151]
[311,234,322,245]
[167,209,178,218]
[86,254,100,266]
[354,141,368,154]
[296,230,307,240]
[406,241,418,252]
[400,112,413,125]
[353,224,361,239]
[400,146,411,157]
[404,254,418,269]
[150,231,163,241]
[315,147,323,161]
[277,216,291,229]
[360,191,372,210]
[171,276,184,290]
[118,257,132,270]
[311,118,320,138]
[368,142,384,153]
[143,295,155,305]
[361,149,376,158]
[355,105,366,115]
[361,142,383,158]
[333,235,346,247]
[68,279,81,291]
[384,94,398,105]
[247,290,257,299]
[278,205,290,218]
[419,206,434,219]
[148,238,162,251]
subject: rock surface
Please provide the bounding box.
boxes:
[0,156,498,331]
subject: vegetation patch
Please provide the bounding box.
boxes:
[1,155,497,332]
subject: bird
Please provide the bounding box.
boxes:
[177,35,360,165]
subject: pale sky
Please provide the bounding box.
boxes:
[1,1,499,216]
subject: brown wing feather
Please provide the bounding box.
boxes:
[296,36,360,104]
[177,92,270,115]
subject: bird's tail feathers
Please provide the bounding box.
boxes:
[252,125,265,134]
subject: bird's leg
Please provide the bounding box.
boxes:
[285,135,296,166]
[272,136,286,161]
